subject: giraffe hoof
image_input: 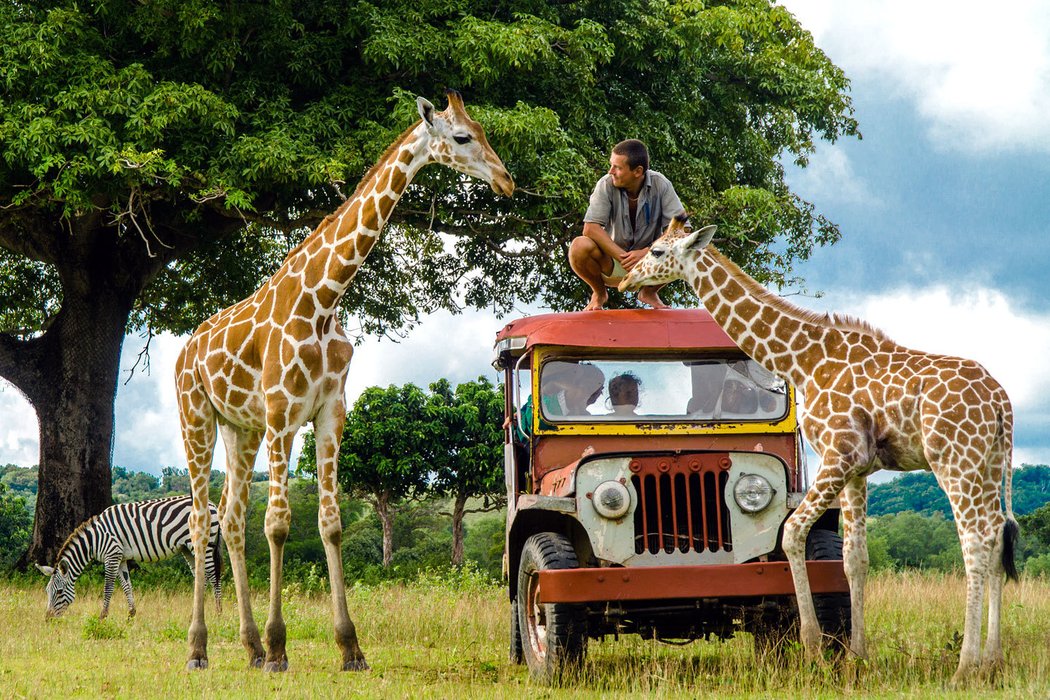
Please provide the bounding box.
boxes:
[186,658,209,671]
[342,657,370,672]
[249,656,265,669]
[263,659,289,673]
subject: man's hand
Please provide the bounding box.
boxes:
[620,247,650,271]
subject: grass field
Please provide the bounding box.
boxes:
[2,570,1047,698]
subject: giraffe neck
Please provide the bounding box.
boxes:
[684,247,843,391]
[276,121,432,310]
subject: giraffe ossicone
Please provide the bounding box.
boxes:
[620,215,1019,685]
[176,90,514,672]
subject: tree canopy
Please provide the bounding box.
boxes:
[0,0,858,563]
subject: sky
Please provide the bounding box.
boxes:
[1,0,1049,479]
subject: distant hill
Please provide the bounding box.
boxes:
[868,464,1050,519]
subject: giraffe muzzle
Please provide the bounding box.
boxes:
[491,170,515,197]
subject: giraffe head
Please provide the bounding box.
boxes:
[618,214,718,292]
[416,89,515,197]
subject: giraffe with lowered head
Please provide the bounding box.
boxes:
[176,90,514,671]
[620,215,1018,684]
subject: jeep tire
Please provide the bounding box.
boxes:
[517,532,587,680]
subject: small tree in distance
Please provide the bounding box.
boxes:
[428,377,505,566]
[298,384,433,568]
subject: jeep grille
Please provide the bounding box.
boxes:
[631,466,733,555]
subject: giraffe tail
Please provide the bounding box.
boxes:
[998,406,1019,582]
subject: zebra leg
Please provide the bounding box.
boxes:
[101,554,121,620]
[314,399,368,671]
[207,538,223,615]
[119,560,136,618]
[218,423,265,667]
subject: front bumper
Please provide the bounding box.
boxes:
[537,560,847,604]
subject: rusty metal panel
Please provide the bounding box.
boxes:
[536,561,849,603]
[494,309,737,352]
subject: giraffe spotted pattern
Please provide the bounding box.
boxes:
[620,216,1019,685]
[177,90,513,672]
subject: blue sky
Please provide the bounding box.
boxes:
[2,0,1049,477]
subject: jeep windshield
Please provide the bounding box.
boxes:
[536,357,787,423]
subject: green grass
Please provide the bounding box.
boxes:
[3,571,1047,698]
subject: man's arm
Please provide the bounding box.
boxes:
[582,221,627,261]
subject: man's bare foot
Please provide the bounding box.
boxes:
[583,290,608,311]
[637,287,668,309]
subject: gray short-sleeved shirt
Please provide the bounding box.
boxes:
[583,170,685,251]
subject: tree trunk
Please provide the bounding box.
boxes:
[21,284,136,565]
[451,492,468,567]
[0,215,156,568]
[375,492,395,568]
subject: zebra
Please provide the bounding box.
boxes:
[36,495,223,619]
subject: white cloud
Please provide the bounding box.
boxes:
[786,145,879,206]
[781,0,1050,153]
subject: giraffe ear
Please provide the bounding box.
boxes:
[417,97,436,127]
[36,564,54,577]
[682,225,716,251]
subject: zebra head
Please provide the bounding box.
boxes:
[36,562,76,618]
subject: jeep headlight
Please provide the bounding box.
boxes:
[733,473,775,513]
[591,480,631,519]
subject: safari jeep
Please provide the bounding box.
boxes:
[493,309,850,679]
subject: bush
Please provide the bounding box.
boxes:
[1023,553,1050,577]
[0,483,31,571]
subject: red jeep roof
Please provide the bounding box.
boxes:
[493,308,738,351]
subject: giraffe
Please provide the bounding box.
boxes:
[619,215,1019,684]
[175,90,514,672]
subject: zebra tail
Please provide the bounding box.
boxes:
[212,526,224,583]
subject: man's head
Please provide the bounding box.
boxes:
[609,373,640,409]
[608,139,649,191]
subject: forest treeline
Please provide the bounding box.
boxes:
[3,462,1048,581]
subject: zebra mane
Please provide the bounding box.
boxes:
[54,515,97,565]
[709,247,893,343]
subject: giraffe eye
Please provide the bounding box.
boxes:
[453,134,472,145]
[651,248,666,258]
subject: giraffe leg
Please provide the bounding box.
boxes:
[839,476,868,659]
[982,509,1007,672]
[262,427,295,672]
[937,473,993,686]
[218,423,266,668]
[783,456,849,661]
[178,375,217,671]
[313,401,368,671]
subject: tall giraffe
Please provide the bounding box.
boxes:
[619,216,1019,684]
[176,90,514,672]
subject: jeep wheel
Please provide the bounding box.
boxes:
[509,599,524,664]
[517,532,586,680]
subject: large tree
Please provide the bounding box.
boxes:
[0,0,857,564]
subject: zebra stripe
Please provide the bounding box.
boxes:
[40,495,224,619]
